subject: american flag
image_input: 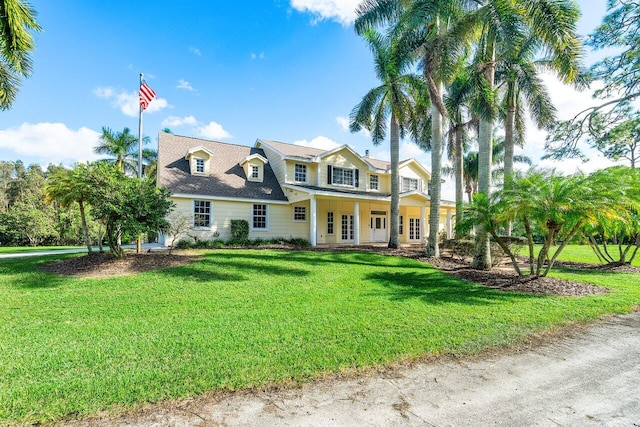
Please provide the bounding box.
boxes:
[139,81,156,111]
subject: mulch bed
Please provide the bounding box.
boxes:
[41,251,201,278]
[40,245,634,297]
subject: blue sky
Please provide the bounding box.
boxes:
[0,0,617,199]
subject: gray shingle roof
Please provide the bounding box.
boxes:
[158,133,288,202]
[259,138,393,171]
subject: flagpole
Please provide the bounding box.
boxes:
[138,72,143,179]
[137,73,143,254]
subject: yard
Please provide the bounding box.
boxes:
[1,248,639,424]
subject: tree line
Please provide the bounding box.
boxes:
[0,128,171,257]
[349,0,638,270]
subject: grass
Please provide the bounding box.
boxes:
[533,244,640,267]
[0,245,82,254]
[1,249,639,424]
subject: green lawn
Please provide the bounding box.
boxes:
[534,244,640,267]
[1,250,639,424]
[0,245,82,254]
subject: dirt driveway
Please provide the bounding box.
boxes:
[64,312,640,427]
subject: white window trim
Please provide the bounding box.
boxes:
[327,211,334,235]
[402,176,419,192]
[331,166,356,187]
[294,163,308,183]
[293,205,307,222]
[192,200,213,229]
[251,203,269,231]
[195,158,205,174]
[369,174,379,191]
[251,165,260,179]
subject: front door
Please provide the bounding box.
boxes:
[370,212,387,242]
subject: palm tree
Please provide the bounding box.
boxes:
[445,138,531,204]
[44,164,93,252]
[142,148,158,182]
[356,0,473,257]
[350,28,427,249]
[443,65,475,230]
[496,34,563,187]
[0,0,41,110]
[469,0,582,269]
[94,127,140,174]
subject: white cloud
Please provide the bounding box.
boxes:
[94,86,169,117]
[336,116,350,131]
[197,121,232,140]
[293,136,341,150]
[162,115,198,127]
[160,116,232,140]
[250,52,265,60]
[290,0,359,25]
[337,115,371,138]
[189,46,201,56]
[177,79,194,91]
[0,123,101,165]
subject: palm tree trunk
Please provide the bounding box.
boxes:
[504,88,516,186]
[472,52,495,270]
[472,117,494,269]
[389,112,400,249]
[454,124,464,235]
[78,200,92,253]
[426,94,443,257]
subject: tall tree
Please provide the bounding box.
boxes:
[94,127,141,174]
[356,0,472,257]
[350,28,427,249]
[496,34,561,187]
[45,164,94,252]
[469,0,581,269]
[0,0,41,109]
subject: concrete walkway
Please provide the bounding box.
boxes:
[0,243,162,259]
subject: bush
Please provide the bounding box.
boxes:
[230,220,249,241]
[176,239,191,249]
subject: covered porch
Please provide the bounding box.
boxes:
[283,185,454,247]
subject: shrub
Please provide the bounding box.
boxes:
[230,220,249,241]
[176,239,191,249]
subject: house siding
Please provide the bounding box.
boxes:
[169,197,309,242]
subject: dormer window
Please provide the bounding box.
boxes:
[328,166,359,187]
[196,159,205,173]
[402,177,419,192]
[185,146,215,176]
[294,164,307,183]
[240,153,269,183]
[369,174,379,191]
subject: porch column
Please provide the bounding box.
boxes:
[354,201,360,246]
[446,209,454,239]
[310,196,317,247]
[420,206,426,243]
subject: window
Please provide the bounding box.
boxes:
[294,164,307,182]
[369,175,379,190]
[327,212,334,234]
[195,159,205,174]
[402,177,419,192]
[332,167,354,186]
[251,165,259,179]
[252,204,268,229]
[193,200,211,227]
[294,206,307,221]
[399,215,404,235]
